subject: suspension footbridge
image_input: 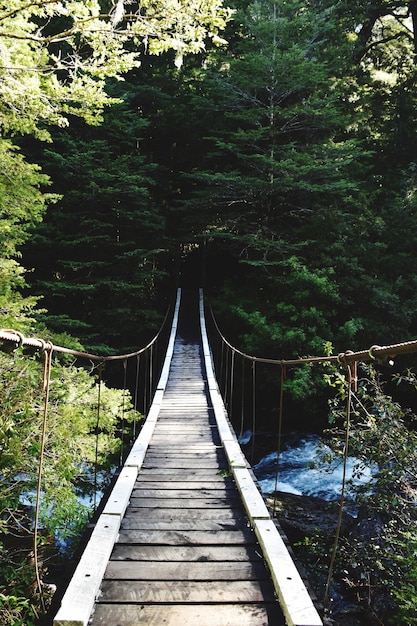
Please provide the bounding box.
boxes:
[3,289,417,625]
[52,289,323,626]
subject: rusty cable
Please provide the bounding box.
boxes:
[208,305,417,367]
[323,359,355,616]
[272,364,286,517]
[33,341,53,611]
[0,300,172,363]
[94,363,103,512]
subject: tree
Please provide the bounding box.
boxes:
[22,81,168,352]
[330,0,417,61]
[0,0,232,138]
[0,346,135,625]
[164,0,370,357]
[0,2,233,620]
[161,0,417,361]
[301,362,417,623]
[0,139,59,329]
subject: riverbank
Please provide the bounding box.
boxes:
[269,491,391,626]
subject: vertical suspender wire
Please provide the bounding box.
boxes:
[143,350,149,415]
[239,357,245,439]
[220,341,225,396]
[119,359,127,466]
[215,335,221,378]
[34,342,53,612]
[224,345,230,409]
[272,363,286,517]
[133,354,140,439]
[94,362,103,512]
[251,359,256,464]
[154,338,158,388]
[229,350,236,421]
[149,344,154,411]
[323,360,354,616]
[217,336,223,381]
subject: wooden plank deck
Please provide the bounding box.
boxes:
[53,289,323,626]
[89,330,285,626]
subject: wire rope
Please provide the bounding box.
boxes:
[229,350,235,419]
[323,360,355,615]
[239,357,245,440]
[224,345,230,409]
[133,354,140,439]
[93,363,103,512]
[119,359,128,465]
[149,344,154,412]
[33,342,53,611]
[272,364,286,517]
[251,360,256,464]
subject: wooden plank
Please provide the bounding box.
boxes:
[147,441,222,448]
[151,424,213,429]
[142,457,227,469]
[148,435,220,442]
[90,603,284,626]
[130,488,234,498]
[147,440,216,448]
[104,560,270,581]
[254,518,323,626]
[102,466,137,517]
[147,438,218,445]
[232,467,270,521]
[120,518,245,531]
[123,508,245,521]
[152,415,213,421]
[98,579,277,603]
[137,471,229,481]
[127,497,241,508]
[152,427,213,432]
[144,450,223,457]
[131,481,235,490]
[53,514,120,626]
[138,467,229,476]
[143,453,223,461]
[110,544,260,562]
[150,429,216,436]
[116,528,256,545]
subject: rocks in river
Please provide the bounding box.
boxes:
[267,491,355,542]
[267,492,387,626]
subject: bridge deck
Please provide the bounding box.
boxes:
[90,334,283,625]
[53,289,323,626]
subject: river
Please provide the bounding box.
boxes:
[243,432,375,504]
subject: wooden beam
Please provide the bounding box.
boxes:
[199,288,323,626]
[53,290,182,626]
[53,515,120,626]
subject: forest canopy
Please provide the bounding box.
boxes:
[2,0,417,624]
[0,0,231,136]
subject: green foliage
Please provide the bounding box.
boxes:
[0,138,59,331]
[0,140,58,258]
[21,82,169,352]
[302,362,417,622]
[391,530,417,625]
[0,591,37,626]
[0,0,232,138]
[0,346,139,620]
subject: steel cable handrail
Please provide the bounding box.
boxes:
[209,305,417,366]
[208,302,417,620]
[0,298,175,610]
[0,302,172,362]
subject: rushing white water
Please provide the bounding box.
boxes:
[249,433,376,502]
